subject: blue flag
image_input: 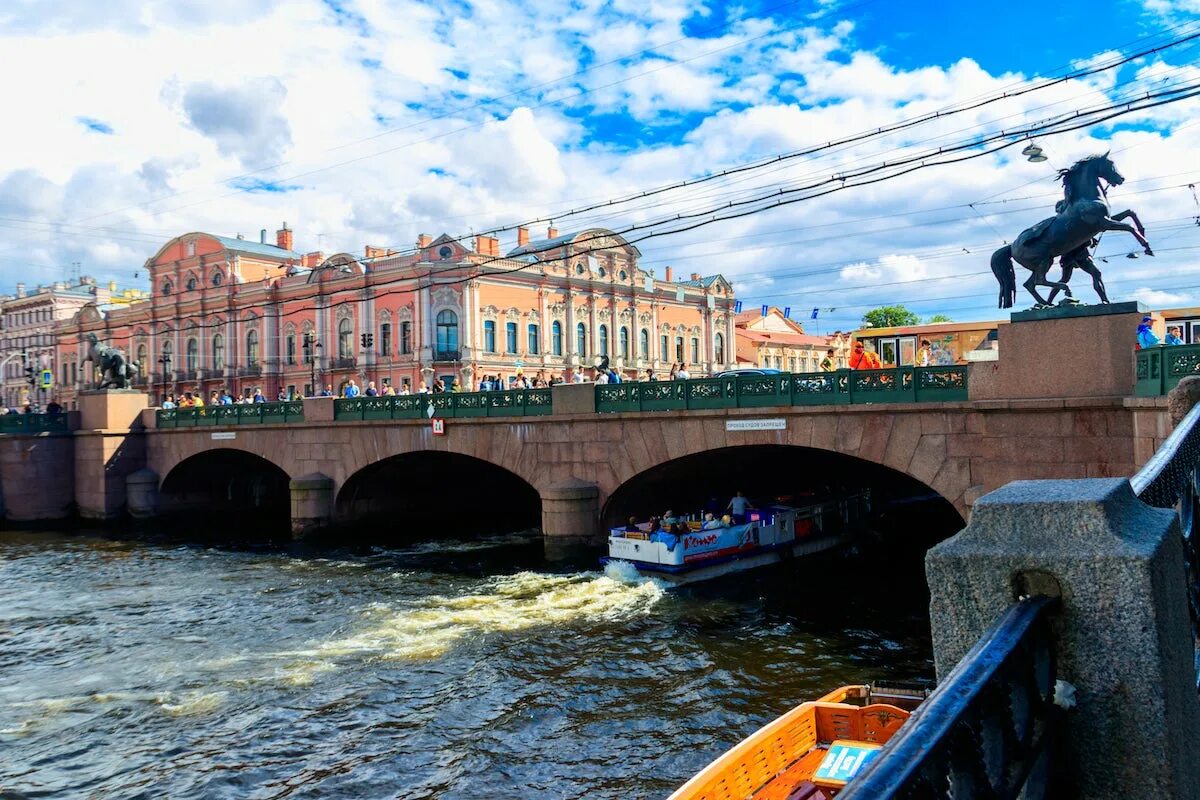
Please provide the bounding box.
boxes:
[783,307,791,319]
[734,300,743,313]
[811,308,819,320]
[761,304,768,317]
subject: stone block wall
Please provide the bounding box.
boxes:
[0,432,75,520]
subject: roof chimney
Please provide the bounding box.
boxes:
[665,266,673,283]
[547,226,558,239]
[517,227,530,247]
[276,222,293,252]
[260,229,267,244]
[236,233,244,240]
[417,234,432,249]
[690,272,701,281]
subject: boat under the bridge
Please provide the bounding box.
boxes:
[601,492,870,586]
[668,684,925,799]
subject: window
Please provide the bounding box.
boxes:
[484,320,496,353]
[212,335,224,370]
[186,277,197,291]
[380,323,392,356]
[576,322,587,356]
[774,356,782,369]
[714,332,724,364]
[505,321,517,353]
[552,321,563,356]
[247,329,260,366]
[136,344,147,373]
[527,324,539,355]
[161,281,172,296]
[187,241,196,257]
[660,334,669,361]
[302,333,314,364]
[400,321,412,354]
[212,272,222,287]
[598,267,606,278]
[438,245,453,259]
[575,264,584,275]
[675,336,684,362]
[338,318,353,358]
[789,357,797,373]
[186,338,198,371]
[691,337,699,364]
[620,270,628,281]
[639,329,649,359]
[599,324,608,357]
[436,309,458,354]
[286,334,296,365]
[161,340,173,373]
[619,326,629,358]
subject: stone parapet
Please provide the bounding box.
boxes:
[926,478,1200,798]
[551,383,596,415]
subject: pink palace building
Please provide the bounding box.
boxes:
[53,223,737,405]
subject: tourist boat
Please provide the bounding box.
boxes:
[668,684,925,800]
[602,492,869,586]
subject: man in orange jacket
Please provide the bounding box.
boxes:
[848,341,881,369]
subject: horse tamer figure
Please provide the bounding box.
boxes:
[86,333,140,389]
[992,152,1151,309]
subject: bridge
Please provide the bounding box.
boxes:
[3,302,1200,796]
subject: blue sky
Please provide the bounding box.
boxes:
[0,0,1197,331]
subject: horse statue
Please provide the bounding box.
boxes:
[86,333,140,389]
[991,152,1151,308]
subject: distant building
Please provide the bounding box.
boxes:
[0,277,119,409]
[734,307,850,372]
[54,223,736,404]
[852,320,1002,366]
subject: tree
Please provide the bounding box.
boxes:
[861,305,920,328]
[926,314,953,323]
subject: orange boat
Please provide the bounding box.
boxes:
[667,685,924,800]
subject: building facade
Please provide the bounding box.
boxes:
[734,307,850,372]
[0,278,131,409]
[54,224,737,404]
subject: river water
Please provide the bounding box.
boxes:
[0,528,933,799]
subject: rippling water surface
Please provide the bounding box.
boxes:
[0,528,932,799]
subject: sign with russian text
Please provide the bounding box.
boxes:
[813,740,882,787]
[211,432,236,440]
[725,418,786,432]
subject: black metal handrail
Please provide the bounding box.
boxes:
[840,595,1061,799]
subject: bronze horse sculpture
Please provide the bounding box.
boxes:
[86,333,139,389]
[992,153,1151,308]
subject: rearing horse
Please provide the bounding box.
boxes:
[991,153,1151,308]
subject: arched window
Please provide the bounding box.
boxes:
[552,321,563,356]
[212,334,224,370]
[527,324,539,355]
[660,334,669,362]
[136,344,147,373]
[639,329,649,360]
[436,309,458,355]
[599,324,609,357]
[211,271,223,287]
[379,323,392,355]
[691,337,699,364]
[246,329,259,366]
[619,326,629,359]
[338,318,353,358]
[161,280,172,296]
[675,336,684,362]
[186,277,197,291]
[186,338,198,371]
[505,321,518,353]
[576,322,587,357]
[714,332,725,364]
[286,333,296,364]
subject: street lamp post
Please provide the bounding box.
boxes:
[158,354,172,400]
[303,333,322,396]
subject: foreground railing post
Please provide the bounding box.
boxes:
[925,478,1200,798]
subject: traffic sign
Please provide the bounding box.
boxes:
[40,370,52,389]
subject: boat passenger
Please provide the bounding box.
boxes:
[625,516,641,533]
[727,491,750,524]
[661,510,678,527]
[650,527,680,550]
[702,512,722,530]
[721,514,734,526]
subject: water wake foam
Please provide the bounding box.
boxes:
[278,570,665,679]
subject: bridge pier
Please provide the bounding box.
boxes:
[290,472,334,540]
[926,479,1200,798]
[540,478,600,560]
[0,432,75,521]
[74,390,149,520]
[126,468,160,518]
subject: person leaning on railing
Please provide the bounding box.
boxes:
[848,342,881,369]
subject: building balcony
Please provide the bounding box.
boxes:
[179,370,199,382]
[238,364,263,377]
[433,349,461,362]
[330,357,356,370]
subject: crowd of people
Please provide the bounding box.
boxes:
[1137,317,1187,348]
[622,491,754,549]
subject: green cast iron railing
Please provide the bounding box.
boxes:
[595,367,968,413]
[0,413,70,434]
[333,389,553,421]
[156,401,305,428]
[1136,343,1200,396]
